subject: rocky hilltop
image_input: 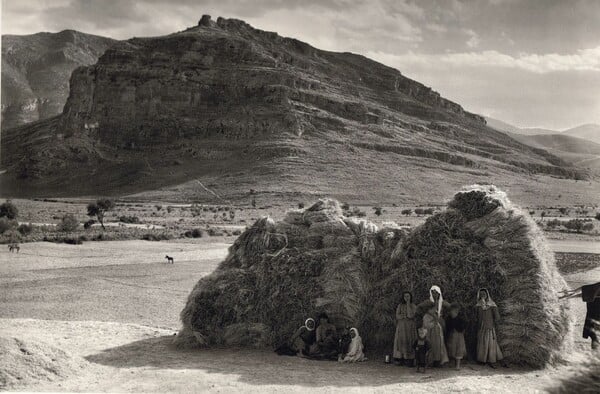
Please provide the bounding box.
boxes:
[0,16,593,204]
[1,30,115,129]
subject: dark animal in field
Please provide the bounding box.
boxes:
[165,255,174,264]
[8,244,20,253]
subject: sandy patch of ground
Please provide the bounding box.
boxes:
[0,239,598,392]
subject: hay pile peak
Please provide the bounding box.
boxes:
[177,187,570,367]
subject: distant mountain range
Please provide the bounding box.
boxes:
[1,30,115,129]
[0,18,595,205]
[486,117,600,169]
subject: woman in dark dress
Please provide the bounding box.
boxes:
[476,288,503,367]
[290,317,317,356]
[393,291,417,365]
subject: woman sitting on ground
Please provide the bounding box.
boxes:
[476,288,504,368]
[339,328,367,362]
[275,317,316,356]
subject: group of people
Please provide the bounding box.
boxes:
[393,286,503,372]
[277,285,505,371]
[276,313,367,362]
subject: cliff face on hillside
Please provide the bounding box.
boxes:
[1,30,115,129]
[0,16,588,201]
[59,16,485,147]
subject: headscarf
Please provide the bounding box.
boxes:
[476,288,497,310]
[304,318,315,331]
[429,285,444,316]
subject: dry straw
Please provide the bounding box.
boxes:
[177,185,571,367]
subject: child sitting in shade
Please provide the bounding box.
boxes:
[446,303,467,370]
[413,327,431,373]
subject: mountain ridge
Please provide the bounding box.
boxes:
[1,16,594,205]
[1,30,116,129]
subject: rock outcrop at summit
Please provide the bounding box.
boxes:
[0,16,589,200]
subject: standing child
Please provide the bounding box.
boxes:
[413,327,431,373]
[446,303,467,370]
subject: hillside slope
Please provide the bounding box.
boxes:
[0,16,593,205]
[562,124,600,145]
[1,30,116,129]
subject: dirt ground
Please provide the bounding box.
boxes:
[0,239,599,392]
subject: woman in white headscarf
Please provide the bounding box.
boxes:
[290,318,317,356]
[476,288,503,367]
[421,285,449,366]
[339,328,367,362]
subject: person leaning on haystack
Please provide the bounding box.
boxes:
[560,281,600,350]
[475,288,504,368]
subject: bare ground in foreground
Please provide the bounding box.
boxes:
[0,240,598,392]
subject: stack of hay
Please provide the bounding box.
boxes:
[177,186,570,367]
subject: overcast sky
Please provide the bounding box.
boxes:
[3,0,600,130]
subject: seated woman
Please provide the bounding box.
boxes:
[339,328,367,362]
[290,317,317,357]
[316,313,336,343]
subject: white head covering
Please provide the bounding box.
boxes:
[429,285,444,316]
[344,327,364,360]
[476,288,497,310]
[304,318,315,331]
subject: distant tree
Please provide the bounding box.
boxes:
[58,214,80,232]
[0,217,17,234]
[414,208,424,216]
[373,207,383,216]
[540,211,546,221]
[582,222,594,232]
[155,204,163,211]
[558,207,570,216]
[564,219,585,233]
[401,209,412,216]
[298,202,305,209]
[423,208,434,215]
[341,202,351,211]
[17,223,33,236]
[0,201,18,219]
[86,199,115,230]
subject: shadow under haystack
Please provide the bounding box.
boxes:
[177,186,570,368]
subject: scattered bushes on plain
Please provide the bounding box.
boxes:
[58,214,79,232]
[184,228,205,238]
[17,223,33,236]
[119,215,141,224]
[401,209,412,216]
[0,201,18,219]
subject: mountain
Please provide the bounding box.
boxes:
[0,16,593,205]
[562,124,600,145]
[1,30,116,130]
[486,117,555,136]
[486,117,600,169]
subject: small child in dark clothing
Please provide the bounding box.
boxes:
[413,327,431,373]
[446,303,467,370]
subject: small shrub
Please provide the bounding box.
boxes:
[155,205,163,211]
[373,207,383,216]
[0,201,18,219]
[298,202,305,209]
[119,215,141,224]
[595,212,600,221]
[0,217,18,234]
[142,232,172,241]
[423,208,435,215]
[232,229,242,236]
[84,219,96,229]
[63,237,83,245]
[414,208,424,216]
[401,209,412,216]
[58,214,79,232]
[582,222,594,232]
[184,228,204,238]
[546,219,561,228]
[207,227,224,236]
[17,223,33,236]
[341,202,351,211]
[167,206,174,214]
[558,207,570,215]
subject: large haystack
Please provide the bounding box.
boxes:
[177,186,570,367]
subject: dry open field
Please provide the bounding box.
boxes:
[0,238,599,392]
